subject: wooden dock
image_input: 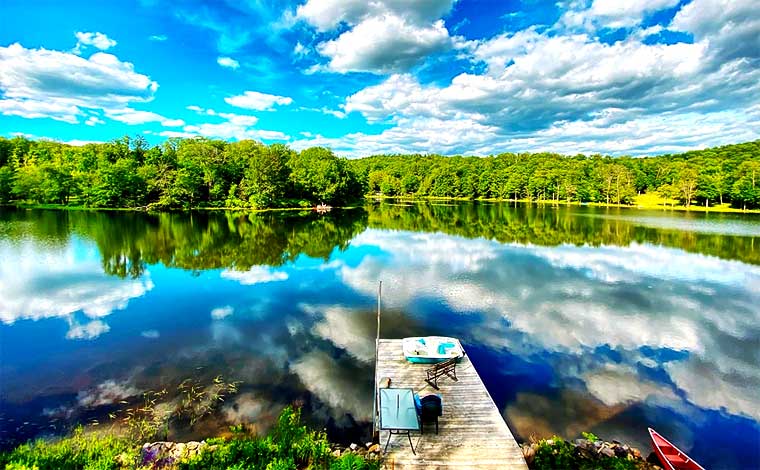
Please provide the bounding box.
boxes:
[375,339,528,470]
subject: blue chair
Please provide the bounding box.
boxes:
[415,393,442,434]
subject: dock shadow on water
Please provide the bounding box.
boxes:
[1,202,758,469]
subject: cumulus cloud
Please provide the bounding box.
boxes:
[561,0,681,29]
[169,105,289,141]
[224,91,293,110]
[315,15,452,73]
[85,115,105,126]
[105,107,184,126]
[221,266,289,285]
[296,0,760,155]
[0,43,158,124]
[297,0,457,73]
[74,31,117,53]
[296,0,456,32]
[217,56,240,69]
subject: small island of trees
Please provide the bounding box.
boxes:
[0,136,757,210]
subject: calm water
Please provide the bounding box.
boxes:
[1,203,759,468]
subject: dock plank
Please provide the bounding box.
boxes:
[375,339,527,470]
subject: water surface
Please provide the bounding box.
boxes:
[1,203,759,469]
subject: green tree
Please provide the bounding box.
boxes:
[289,147,355,204]
[241,143,293,208]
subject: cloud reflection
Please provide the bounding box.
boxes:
[221,266,288,284]
[0,241,153,339]
[339,230,760,420]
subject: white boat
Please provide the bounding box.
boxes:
[402,336,464,364]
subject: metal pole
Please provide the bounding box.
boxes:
[372,280,382,440]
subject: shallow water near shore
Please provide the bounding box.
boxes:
[1,202,759,469]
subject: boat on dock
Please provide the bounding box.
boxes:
[648,427,705,470]
[402,336,464,364]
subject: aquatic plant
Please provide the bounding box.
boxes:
[112,375,241,443]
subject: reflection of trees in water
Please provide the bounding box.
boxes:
[367,202,759,265]
[1,202,756,279]
[0,209,368,278]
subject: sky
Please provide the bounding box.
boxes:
[0,0,758,157]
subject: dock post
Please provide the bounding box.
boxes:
[372,280,382,441]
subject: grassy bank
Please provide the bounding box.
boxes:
[0,407,379,470]
[366,193,760,214]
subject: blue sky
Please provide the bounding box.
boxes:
[0,0,758,156]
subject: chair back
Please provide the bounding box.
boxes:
[420,394,442,419]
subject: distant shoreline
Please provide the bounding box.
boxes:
[366,195,760,214]
[3,197,759,215]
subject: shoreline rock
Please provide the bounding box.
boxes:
[521,437,663,470]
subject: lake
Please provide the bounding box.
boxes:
[1,203,759,469]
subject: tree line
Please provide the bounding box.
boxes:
[0,136,758,209]
[2,201,756,277]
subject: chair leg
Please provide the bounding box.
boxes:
[384,431,392,453]
[408,432,416,455]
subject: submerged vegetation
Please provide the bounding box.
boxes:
[0,136,758,210]
[0,407,379,470]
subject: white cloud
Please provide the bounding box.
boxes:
[0,43,158,124]
[221,266,289,284]
[105,107,184,127]
[157,130,197,138]
[293,42,308,58]
[312,1,760,155]
[85,116,105,126]
[141,329,160,339]
[171,104,289,141]
[217,56,240,69]
[298,0,457,74]
[316,15,452,73]
[211,305,235,320]
[225,91,293,111]
[74,31,117,52]
[296,0,455,32]
[60,138,106,146]
[0,98,81,124]
[564,0,681,29]
[149,34,168,42]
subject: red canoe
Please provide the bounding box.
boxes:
[648,428,705,470]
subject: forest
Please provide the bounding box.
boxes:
[0,136,758,209]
